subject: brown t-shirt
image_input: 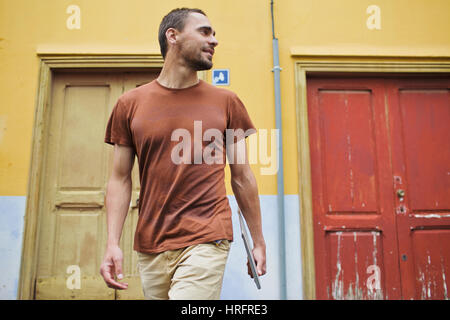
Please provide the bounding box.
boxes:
[104,79,256,253]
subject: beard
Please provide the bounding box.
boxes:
[188,57,212,71]
[185,54,213,71]
[181,45,213,71]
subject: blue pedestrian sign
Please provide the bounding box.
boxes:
[212,69,230,86]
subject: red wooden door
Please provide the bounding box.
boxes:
[307,76,450,300]
[386,78,450,300]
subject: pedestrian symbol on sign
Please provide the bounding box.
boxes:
[212,69,229,86]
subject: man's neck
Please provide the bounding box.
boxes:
[157,55,199,89]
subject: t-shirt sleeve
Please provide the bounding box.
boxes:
[226,93,257,143]
[104,98,134,147]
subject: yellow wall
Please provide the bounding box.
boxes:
[1,0,449,196]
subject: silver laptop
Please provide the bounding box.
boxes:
[238,208,261,290]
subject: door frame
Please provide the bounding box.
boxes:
[18,53,209,299]
[293,55,450,299]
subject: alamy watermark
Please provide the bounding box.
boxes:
[366,264,381,291]
[171,121,279,175]
[66,265,81,290]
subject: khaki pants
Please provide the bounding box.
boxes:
[137,240,231,300]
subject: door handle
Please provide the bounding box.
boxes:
[396,189,405,199]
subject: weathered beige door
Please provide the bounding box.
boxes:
[34,70,157,299]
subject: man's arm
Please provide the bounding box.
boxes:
[99,144,135,290]
[228,141,267,277]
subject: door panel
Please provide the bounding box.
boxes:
[326,231,384,300]
[387,79,450,300]
[399,88,449,211]
[318,89,378,214]
[307,78,401,300]
[412,230,450,299]
[35,71,157,300]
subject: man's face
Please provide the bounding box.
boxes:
[175,13,218,71]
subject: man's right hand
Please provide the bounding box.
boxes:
[100,245,128,290]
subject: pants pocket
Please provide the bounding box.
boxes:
[212,239,231,251]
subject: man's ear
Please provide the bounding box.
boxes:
[165,28,178,46]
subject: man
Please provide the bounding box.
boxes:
[100,8,266,300]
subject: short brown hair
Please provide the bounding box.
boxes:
[158,8,207,59]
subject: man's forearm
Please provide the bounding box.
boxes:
[231,169,265,247]
[105,176,132,247]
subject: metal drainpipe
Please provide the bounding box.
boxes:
[270,0,287,300]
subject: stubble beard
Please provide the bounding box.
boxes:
[183,47,213,71]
